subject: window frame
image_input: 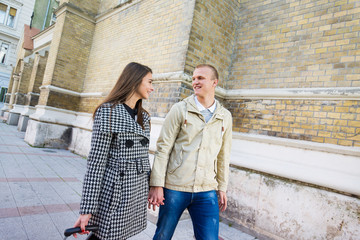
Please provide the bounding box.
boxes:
[0,41,10,65]
[0,1,18,29]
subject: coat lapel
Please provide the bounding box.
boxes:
[99,104,150,139]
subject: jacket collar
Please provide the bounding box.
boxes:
[99,103,150,139]
[185,95,224,119]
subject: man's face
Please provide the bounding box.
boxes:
[192,67,218,98]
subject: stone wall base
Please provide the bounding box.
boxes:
[7,112,20,125]
[3,111,9,119]
[68,127,92,157]
[0,103,11,117]
[17,115,29,132]
[221,167,360,240]
[25,119,72,149]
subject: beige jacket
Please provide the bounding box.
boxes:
[150,95,232,192]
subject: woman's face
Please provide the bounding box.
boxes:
[135,72,154,100]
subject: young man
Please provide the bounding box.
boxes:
[148,64,232,240]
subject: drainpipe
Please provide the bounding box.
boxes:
[42,0,51,30]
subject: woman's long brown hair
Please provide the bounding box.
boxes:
[93,62,152,129]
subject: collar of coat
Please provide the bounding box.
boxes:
[184,95,224,120]
[98,103,150,139]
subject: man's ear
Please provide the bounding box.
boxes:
[213,79,218,87]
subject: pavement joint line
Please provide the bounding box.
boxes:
[0,151,83,158]
[0,177,80,182]
[0,143,29,147]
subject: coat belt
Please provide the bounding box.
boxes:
[107,158,149,175]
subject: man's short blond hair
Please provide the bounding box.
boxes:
[195,64,219,80]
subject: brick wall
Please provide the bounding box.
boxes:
[78,97,103,114]
[18,61,33,94]
[80,0,195,113]
[225,0,360,147]
[33,53,48,94]
[184,0,240,88]
[49,12,95,92]
[39,3,96,110]
[228,0,360,89]
[60,0,100,16]
[227,99,360,147]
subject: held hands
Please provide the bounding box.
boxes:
[72,214,92,238]
[148,186,165,211]
[218,190,228,212]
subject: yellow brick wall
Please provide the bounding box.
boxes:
[7,68,14,94]
[81,0,194,96]
[41,8,66,88]
[184,0,240,88]
[228,99,360,147]
[33,54,48,94]
[60,0,100,16]
[78,97,104,114]
[47,91,80,111]
[18,61,33,95]
[40,3,96,110]
[51,12,95,92]
[98,0,122,14]
[229,0,360,89]
[224,0,360,147]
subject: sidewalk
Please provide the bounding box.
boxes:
[0,121,256,240]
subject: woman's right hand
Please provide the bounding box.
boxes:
[148,186,165,211]
[72,214,92,238]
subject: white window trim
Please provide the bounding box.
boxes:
[0,41,10,65]
[0,1,19,29]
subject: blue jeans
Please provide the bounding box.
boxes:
[153,188,219,240]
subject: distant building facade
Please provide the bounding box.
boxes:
[0,0,36,102]
[31,0,59,30]
[1,0,360,239]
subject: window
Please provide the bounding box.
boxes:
[0,3,17,28]
[0,42,9,64]
[50,10,56,25]
[6,7,16,27]
[0,3,6,24]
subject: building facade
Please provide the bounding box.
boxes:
[2,0,360,239]
[31,0,59,30]
[0,0,35,101]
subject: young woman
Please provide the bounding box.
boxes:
[73,62,154,240]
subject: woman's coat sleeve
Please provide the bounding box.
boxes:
[80,106,112,214]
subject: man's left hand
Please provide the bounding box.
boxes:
[218,191,228,212]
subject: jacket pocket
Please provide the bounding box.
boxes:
[167,146,183,173]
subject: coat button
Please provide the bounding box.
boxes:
[120,172,125,177]
[125,140,134,148]
[140,138,149,146]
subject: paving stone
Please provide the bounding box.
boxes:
[0,217,28,240]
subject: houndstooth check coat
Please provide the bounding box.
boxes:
[80,103,151,240]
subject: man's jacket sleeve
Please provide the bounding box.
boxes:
[150,103,183,187]
[216,112,232,192]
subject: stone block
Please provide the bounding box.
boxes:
[25,119,72,149]
[17,115,29,132]
[7,112,20,126]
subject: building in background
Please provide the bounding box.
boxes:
[0,0,35,102]
[1,0,360,239]
[30,0,59,30]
